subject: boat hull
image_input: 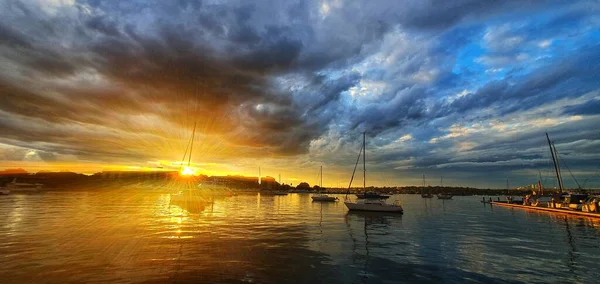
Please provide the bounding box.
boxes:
[0,189,10,195]
[312,196,337,202]
[344,202,403,213]
[355,194,390,199]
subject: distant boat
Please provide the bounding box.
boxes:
[0,188,10,195]
[437,193,453,200]
[421,175,433,198]
[312,166,338,202]
[6,178,43,192]
[344,133,403,213]
[260,190,288,196]
[312,194,337,201]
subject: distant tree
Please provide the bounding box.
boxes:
[296,182,310,190]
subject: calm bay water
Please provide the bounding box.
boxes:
[1,189,600,283]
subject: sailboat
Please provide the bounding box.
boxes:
[437,193,453,200]
[437,176,452,199]
[273,173,289,195]
[312,166,338,202]
[420,175,433,198]
[170,122,211,204]
[542,133,586,209]
[344,133,403,213]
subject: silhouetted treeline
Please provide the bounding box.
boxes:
[0,169,594,194]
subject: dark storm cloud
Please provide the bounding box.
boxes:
[0,23,32,48]
[85,15,121,37]
[349,87,429,136]
[562,99,600,116]
[0,0,397,160]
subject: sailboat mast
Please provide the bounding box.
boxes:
[320,166,323,188]
[546,133,564,192]
[363,132,366,191]
[187,122,197,167]
[258,167,261,185]
[538,170,543,195]
[552,142,565,191]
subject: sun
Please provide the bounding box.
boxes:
[180,166,198,176]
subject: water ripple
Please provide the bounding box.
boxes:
[1,192,599,283]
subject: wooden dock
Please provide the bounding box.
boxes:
[491,202,600,218]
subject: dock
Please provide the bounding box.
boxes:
[491,202,600,218]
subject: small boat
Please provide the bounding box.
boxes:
[356,192,390,199]
[344,132,403,213]
[6,178,43,192]
[0,188,10,195]
[311,166,337,202]
[437,194,453,200]
[312,194,338,202]
[344,199,403,213]
[420,175,433,198]
[273,191,288,195]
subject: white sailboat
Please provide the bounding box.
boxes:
[344,133,403,213]
[312,166,337,202]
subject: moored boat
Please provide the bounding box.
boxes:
[437,194,453,200]
[355,192,390,199]
[6,178,43,192]
[420,175,433,198]
[311,166,337,202]
[344,132,403,213]
[344,199,403,212]
[312,194,337,202]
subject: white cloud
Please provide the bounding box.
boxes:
[538,40,552,48]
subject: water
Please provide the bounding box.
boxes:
[1,190,599,283]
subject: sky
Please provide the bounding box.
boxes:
[1,0,599,188]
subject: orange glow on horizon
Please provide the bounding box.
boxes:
[180,166,199,176]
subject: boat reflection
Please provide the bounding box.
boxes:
[169,196,211,214]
